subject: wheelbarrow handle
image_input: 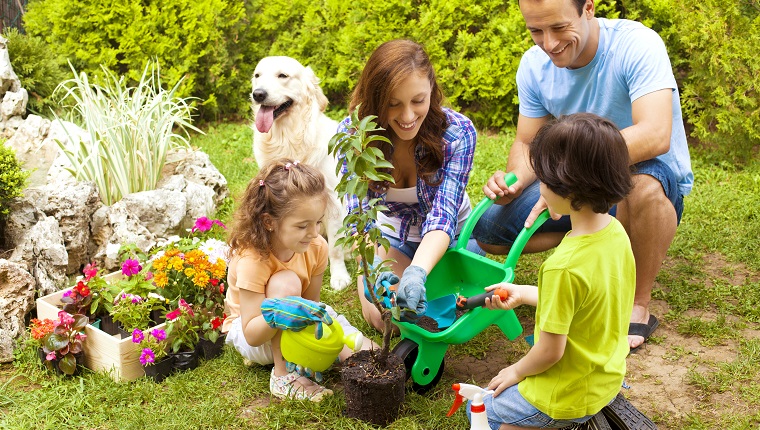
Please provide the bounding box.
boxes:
[454,172,551,271]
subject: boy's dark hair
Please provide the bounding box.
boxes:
[529,113,633,214]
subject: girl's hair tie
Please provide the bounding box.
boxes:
[284,160,300,170]
[259,180,265,187]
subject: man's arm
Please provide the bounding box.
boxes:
[621,89,673,164]
[483,114,550,204]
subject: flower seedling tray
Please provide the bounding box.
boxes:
[36,288,167,382]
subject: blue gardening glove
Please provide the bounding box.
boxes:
[261,296,334,339]
[363,255,400,304]
[396,265,427,315]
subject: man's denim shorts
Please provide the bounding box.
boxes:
[472,158,685,247]
[382,232,475,261]
[467,384,593,429]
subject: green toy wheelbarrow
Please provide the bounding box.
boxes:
[391,172,550,393]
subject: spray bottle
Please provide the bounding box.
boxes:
[446,383,495,430]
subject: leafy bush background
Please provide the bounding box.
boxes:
[16,0,760,152]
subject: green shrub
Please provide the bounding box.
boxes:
[3,28,68,116]
[621,0,760,160]
[23,0,250,121]
[246,0,620,129]
[0,142,30,217]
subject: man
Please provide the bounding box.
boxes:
[472,0,693,352]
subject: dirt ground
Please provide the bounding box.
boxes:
[447,255,760,429]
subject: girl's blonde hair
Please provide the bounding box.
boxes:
[228,159,330,258]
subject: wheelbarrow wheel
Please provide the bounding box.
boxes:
[392,339,445,395]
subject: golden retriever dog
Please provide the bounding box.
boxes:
[251,56,351,290]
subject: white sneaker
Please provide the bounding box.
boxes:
[269,368,333,402]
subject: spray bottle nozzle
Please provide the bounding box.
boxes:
[446,383,495,417]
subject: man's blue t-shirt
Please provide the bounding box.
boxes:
[517,18,694,196]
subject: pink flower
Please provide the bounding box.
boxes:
[178,299,194,316]
[57,311,75,327]
[166,309,181,321]
[46,351,56,361]
[144,271,154,281]
[83,262,98,280]
[139,348,155,366]
[132,329,145,343]
[191,216,226,233]
[121,259,143,277]
[150,328,167,341]
[192,217,213,233]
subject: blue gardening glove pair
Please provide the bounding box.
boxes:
[261,296,333,339]
[396,265,427,315]
[363,255,400,305]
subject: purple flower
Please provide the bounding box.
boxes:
[62,290,73,298]
[150,328,167,341]
[132,329,145,344]
[121,259,142,277]
[139,348,155,366]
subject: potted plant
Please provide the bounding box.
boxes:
[131,327,172,382]
[194,306,226,360]
[79,262,120,332]
[165,299,201,371]
[328,111,406,426]
[147,217,229,309]
[110,293,154,337]
[38,311,88,376]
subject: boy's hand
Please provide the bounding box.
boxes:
[484,283,522,310]
[488,365,523,397]
[261,296,334,339]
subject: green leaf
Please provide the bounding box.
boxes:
[58,354,77,375]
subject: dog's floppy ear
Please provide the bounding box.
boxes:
[304,66,329,112]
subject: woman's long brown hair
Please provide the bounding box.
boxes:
[349,39,447,186]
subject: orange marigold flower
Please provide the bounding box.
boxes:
[153,272,168,287]
[151,257,168,272]
[30,318,56,340]
[170,257,184,271]
[193,272,210,288]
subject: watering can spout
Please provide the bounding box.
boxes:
[344,331,364,352]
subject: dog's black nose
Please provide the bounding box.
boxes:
[252,89,267,103]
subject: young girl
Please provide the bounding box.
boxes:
[223,158,370,402]
[478,113,636,428]
[341,39,478,330]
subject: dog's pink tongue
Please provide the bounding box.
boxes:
[255,106,275,133]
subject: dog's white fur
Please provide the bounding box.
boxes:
[251,56,351,290]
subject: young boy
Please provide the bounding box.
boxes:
[478,113,636,429]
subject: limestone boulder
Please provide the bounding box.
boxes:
[10,216,68,297]
[0,259,36,363]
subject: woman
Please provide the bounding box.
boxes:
[339,39,477,331]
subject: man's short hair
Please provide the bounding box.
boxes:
[518,0,587,16]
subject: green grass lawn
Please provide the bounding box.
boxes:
[1,122,758,429]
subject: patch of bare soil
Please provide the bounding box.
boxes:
[442,255,760,429]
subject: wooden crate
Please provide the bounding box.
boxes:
[36,288,166,382]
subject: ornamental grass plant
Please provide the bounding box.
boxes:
[53,60,202,205]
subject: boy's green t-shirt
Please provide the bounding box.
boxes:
[518,217,635,419]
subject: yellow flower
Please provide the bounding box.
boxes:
[170,256,184,271]
[153,271,168,287]
[152,257,168,272]
[184,267,196,278]
[193,271,210,288]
